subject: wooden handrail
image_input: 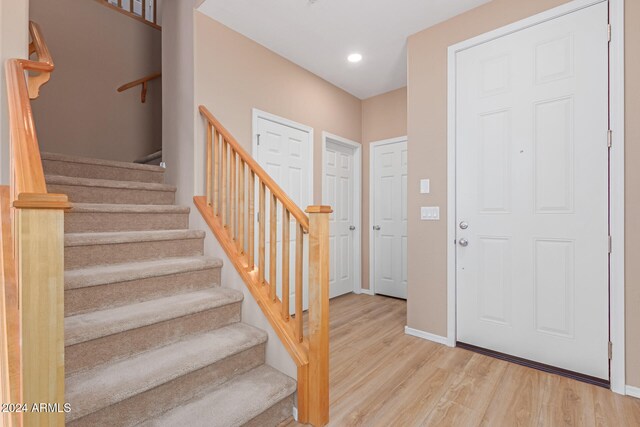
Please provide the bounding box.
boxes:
[117,72,161,103]
[196,105,330,426]
[26,21,54,100]
[3,20,69,426]
[199,106,310,230]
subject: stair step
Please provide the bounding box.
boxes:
[46,175,176,205]
[140,365,296,427]
[64,288,243,375]
[66,323,267,425]
[65,256,223,316]
[65,229,205,269]
[66,203,190,233]
[42,152,165,183]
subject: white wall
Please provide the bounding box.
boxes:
[0,0,29,184]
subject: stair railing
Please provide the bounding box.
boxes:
[117,72,161,103]
[196,106,330,427]
[99,0,161,30]
[2,20,69,427]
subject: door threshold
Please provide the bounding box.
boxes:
[456,341,610,389]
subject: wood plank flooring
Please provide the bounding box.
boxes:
[281,293,640,427]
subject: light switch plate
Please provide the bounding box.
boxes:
[420,179,430,194]
[421,206,440,220]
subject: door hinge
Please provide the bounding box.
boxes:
[257,134,261,146]
[608,24,612,42]
[607,130,612,148]
[608,341,613,360]
[608,235,612,254]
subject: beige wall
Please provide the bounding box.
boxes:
[162,0,197,204]
[29,0,162,162]
[193,12,362,205]
[163,8,363,380]
[0,0,29,184]
[406,0,640,388]
[361,87,407,289]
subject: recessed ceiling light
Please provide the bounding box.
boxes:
[347,53,363,63]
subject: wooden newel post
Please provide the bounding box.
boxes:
[305,205,331,427]
[14,193,69,427]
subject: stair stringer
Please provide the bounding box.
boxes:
[189,209,299,380]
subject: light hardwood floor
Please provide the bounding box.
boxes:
[281,293,640,427]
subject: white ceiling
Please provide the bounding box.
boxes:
[197,0,490,99]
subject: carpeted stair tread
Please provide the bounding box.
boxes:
[140,365,297,427]
[50,150,295,425]
[65,229,205,247]
[66,323,267,422]
[65,203,191,232]
[65,256,222,290]
[46,174,176,192]
[65,288,243,347]
[69,203,189,214]
[42,152,165,172]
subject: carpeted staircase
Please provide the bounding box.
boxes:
[41,152,297,426]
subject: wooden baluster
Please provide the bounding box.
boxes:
[153,0,157,23]
[248,170,255,269]
[142,0,146,19]
[117,0,122,8]
[221,138,227,227]
[213,128,220,216]
[238,160,245,255]
[306,206,331,427]
[206,124,212,207]
[129,0,133,13]
[282,209,290,320]
[269,193,277,301]
[258,181,266,284]
[230,148,236,239]
[295,222,304,342]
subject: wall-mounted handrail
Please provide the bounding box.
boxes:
[117,72,161,103]
[3,20,69,426]
[196,105,330,426]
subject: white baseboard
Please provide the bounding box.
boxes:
[626,385,640,399]
[292,406,298,421]
[357,288,374,295]
[404,326,453,347]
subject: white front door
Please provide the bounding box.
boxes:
[455,2,609,379]
[254,113,312,312]
[372,139,408,299]
[324,140,357,298]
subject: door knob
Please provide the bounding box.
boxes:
[349,225,356,231]
[459,221,469,230]
[458,238,469,247]
[373,225,381,231]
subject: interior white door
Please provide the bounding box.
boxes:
[255,115,312,312]
[324,141,356,298]
[455,2,609,379]
[372,140,408,299]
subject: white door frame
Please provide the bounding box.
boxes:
[369,136,408,295]
[251,108,314,206]
[446,0,625,394]
[321,132,363,294]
